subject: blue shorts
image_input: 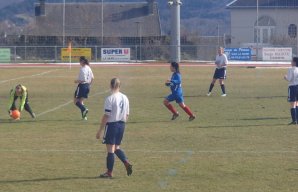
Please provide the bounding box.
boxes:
[288,85,298,102]
[74,83,90,99]
[102,121,125,145]
[213,68,226,79]
[166,93,184,103]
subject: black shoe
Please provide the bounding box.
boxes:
[171,113,179,120]
[99,172,112,178]
[288,121,297,125]
[189,115,196,121]
[125,164,133,176]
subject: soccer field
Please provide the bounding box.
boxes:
[1,64,298,192]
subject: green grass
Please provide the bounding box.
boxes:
[0,65,298,192]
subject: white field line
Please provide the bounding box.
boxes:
[0,149,297,154]
[0,69,59,84]
[36,89,110,117]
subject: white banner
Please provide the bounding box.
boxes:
[101,48,130,61]
[262,47,292,61]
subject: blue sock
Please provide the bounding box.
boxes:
[295,107,298,121]
[107,153,115,172]
[291,108,296,122]
[115,149,128,164]
[75,101,86,113]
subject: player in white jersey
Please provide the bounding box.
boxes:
[284,57,298,125]
[207,47,228,97]
[74,56,94,120]
[96,78,132,178]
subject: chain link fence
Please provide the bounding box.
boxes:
[0,44,221,63]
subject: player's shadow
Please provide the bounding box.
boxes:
[239,117,288,121]
[187,123,286,129]
[0,176,101,184]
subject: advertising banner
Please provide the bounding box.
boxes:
[262,47,292,61]
[101,48,130,61]
[0,48,11,62]
[61,48,91,62]
[224,48,251,61]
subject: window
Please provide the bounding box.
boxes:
[288,24,297,38]
[254,16,276,44]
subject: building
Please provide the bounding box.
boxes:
[227,0,298,49]
[27,0,162,46]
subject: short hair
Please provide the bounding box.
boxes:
[79,56,89,65]
[110,78,121,89]
[293,57,298,67]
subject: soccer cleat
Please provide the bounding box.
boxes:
[99,172,112,178]
[288,121,297,125]
[171,112,179,120]
[189,116,196,121]
[82,109,88,118]
[207,92,211,96]
[221,94,227,97]
[31,113,36,119]
[82,116,88,121]
[125,163,133,176]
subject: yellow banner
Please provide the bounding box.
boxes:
[61,48,92,62]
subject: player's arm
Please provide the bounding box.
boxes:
[171,73,181,85]
[7,89,15,113]
[222,54,228,67]
[284,69,292,81]
[96,114,109,140]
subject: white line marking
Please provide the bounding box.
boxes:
[0,149,297,154]
[36,89,110,117]
[0,69,59,84]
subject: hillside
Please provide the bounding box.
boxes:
[0,0,232,35]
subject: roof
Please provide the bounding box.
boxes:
[27,2,161,37]
[227,0,298,9]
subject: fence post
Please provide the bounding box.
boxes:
[14,46,17,63]
[55,46,57,62]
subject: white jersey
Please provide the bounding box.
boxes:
[285,67,298,86]
[215,54,228,69]
[104,92,129,123]
[77,65,94,84]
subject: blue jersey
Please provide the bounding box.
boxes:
[169,72,183,95]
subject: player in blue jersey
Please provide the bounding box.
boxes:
[163,62,196,121]
[284,57,298,125]
[207,47,228,97]
[74,56,94,120]
[96,78,132,178]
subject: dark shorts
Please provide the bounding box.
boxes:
[213,68,226,79]
[288,85,298,102]
[166,93,184,103]
[74,83,90,99]
[102,121,125,145]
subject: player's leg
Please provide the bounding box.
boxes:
[290,101,297,124]
[163,95,179,120]
[102,144,115,178]
[219,79,226,96]
[24,96,35,118]
[288,86,297,124]
[74,85,87,119]
[178,102,195,121]
[100,124,116,178]
[207,78,217,96]
[114,122,132,176]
